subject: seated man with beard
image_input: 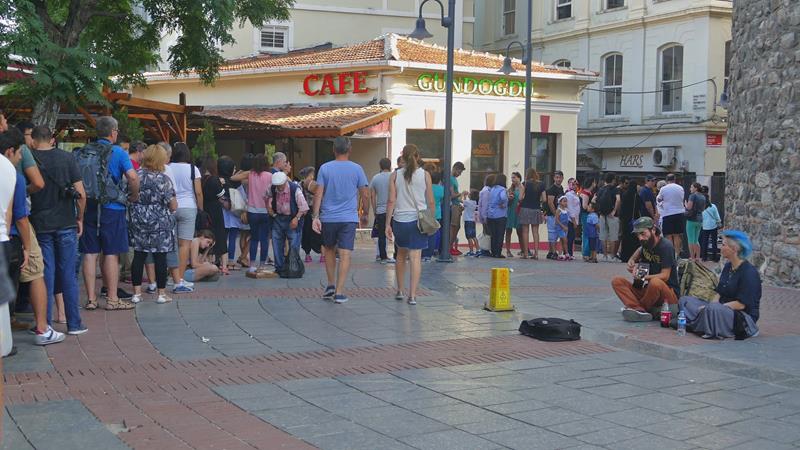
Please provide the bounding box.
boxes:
[611,217,680,322]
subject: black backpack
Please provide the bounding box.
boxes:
[519,318,581,342]
[278,247,305,279]
[74,141,127,205]
[595,185,616,215]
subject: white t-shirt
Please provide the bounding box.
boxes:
[169,162,201,209]
[0,155,17,242]
[657,182,685,217]
[463,198,477,222]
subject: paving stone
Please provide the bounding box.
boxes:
[660,367,735,383]
[735,383,790,398]
[390,394,463,411]
[644,417,716,439]
[483,399,549,415]
[675,405,753,426]
[690,390,772,410]
[610,372,689,389]
[2,412,35,450]
[303,429,415,450]
[574,425,648,446]
[253,405,340,429]
[400,429,500,450]
[416,403,506,426]
[724,439,796,450]
[444,387,522,406]
[553,393,633,416]
[545,418,618,437]
[231,393,309,412]
[686,430,757,449]
[609,434,693,450]
[722,417,800,443]
[509,407,589,427]
[336,373,414,392]
[513,385,586,402]
[454,415,528,435]
[622,393,708,414]
[597,407,674,427]
[582,383,652,399]
[482,424,581,450]
[558,377,619,389]
[277,378,350,393]
[305,392,389,415]
[346,406,451,438]
[744,403,800,419]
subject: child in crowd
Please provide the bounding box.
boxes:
[585,202,600,263]
[555,196,571,260]
[185,230,221,282]
[463,190,479,256]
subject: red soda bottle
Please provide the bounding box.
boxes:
[660,302,672,328]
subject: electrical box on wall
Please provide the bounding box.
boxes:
[652,147,675,167]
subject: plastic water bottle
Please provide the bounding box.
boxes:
[677,310,687,337]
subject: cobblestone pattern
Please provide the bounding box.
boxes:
[728,0,800,287]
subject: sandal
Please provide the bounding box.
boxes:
[105,299,135,311]
[85,300,98,310]
[237,257,250,268]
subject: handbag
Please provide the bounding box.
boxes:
[191,165,213,232]
[226,183,246,215]
[402,173,440,236]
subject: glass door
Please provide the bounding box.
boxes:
[470,131,504,190]
[527,133,556,186]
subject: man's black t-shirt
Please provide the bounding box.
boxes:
[545,184,564,216]
[640,237,679,294]
[30,148,82,233]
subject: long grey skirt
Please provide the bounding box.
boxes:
[679,296,759,339]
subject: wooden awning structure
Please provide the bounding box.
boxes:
[0,90,203,142]
[192,104,398,138]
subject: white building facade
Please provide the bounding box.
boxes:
[475,0,731,197]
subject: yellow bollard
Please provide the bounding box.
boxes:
[484,267,515,312]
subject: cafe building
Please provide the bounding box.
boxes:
[136,34,597,190]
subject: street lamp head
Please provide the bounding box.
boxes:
[498,56,516,75]
[408,17,434,40]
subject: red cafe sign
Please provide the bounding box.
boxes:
[706,133,723,147]
[303,71,369,96]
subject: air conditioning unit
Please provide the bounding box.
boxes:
[652,147,675,167]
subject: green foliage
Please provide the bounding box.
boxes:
[193,120,217,162]
[0,0,293,122]
[113,107,144,143]
[265,144,276,164]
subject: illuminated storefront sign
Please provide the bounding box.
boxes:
[303,71,370,96]
[416,73,529,98]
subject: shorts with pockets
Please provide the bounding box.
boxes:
[662,213,686,236]
[79,205,129,255]
[175,208,197,241]
[321,222,357,251]
[450,205,463,230]
[599,215,620,241]
[464,221,476,239]
[20,226,44,282]
[546,216,559,243]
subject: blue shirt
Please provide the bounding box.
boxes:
[702,203,721,230]
[432,184,444,220]
[10,173,28,237]
[487,186,508,219]
[316,160,368,223]
[638,186,656,218]
[97,138,133,211]
[586,212,599,238]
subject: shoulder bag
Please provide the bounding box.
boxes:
[402,172,440,236]
[191,164,213,232]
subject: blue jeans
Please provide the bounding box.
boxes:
[247,212,271,264]
[37,228,83,331]
[580,211,591,257]
[226,227,239,260]
[271,216,301,271]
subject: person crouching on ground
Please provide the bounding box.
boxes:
[612,217,680,322]
[679,230,760,339]
[185,230,220,283]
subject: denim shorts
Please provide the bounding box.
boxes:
[79,206,129,255]
[392,220,428,250]
[464,221,477,239]
[321,222,357,251]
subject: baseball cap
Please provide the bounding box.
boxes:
[271,171,288,186]
[644,175,655,182]
[631,217,654,234]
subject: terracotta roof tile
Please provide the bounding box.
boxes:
[217,39,386,72]
[195,105,397,136]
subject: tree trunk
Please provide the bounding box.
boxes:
[32,97,60,130]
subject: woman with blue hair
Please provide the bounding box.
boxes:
[678,230,761,339]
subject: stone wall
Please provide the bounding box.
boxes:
[727,0,800,287]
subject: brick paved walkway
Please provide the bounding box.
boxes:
[4,247,800,449]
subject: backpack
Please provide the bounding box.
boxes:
[74,141,127,205]
[677,259,718,301]
[278,246,305,279]
[595,185,616,215]
[519,318,581,342]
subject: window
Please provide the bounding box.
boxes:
[503,0,515,35]
[723,40,732,99]
[660,45,683,112]
[606,0,624,8]
[527,134,557,187]
[603,54,623,116]
[406,129,445,164]
[553,59,571,68]
[556,0,572,20]
[260,25,289,52]
[471,131,504,190]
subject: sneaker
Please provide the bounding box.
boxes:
[323,285,336,300]
[622,308,653,322]
[146,284,157,294]
[166,279,174,287]
[333,294,349,304]
[557,255,566,261]
[422,257,431,263]
[173,284,194,294]
[407,297,417,305]
[395,291,404,301]
[381,258,396,264]
[319,255,326,263]
[130,294,143,304]
[156,294,172,304]
[67,326,89,335]
[35,326,66,346]
[247,266,257,274]
[465,251,475,257]
[305,254,312,263]
[179,279,195,288]
[450,248,462,256]
[375,255,381,262]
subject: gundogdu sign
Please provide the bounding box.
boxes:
[416,72,528,98]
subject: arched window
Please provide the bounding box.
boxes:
[553,59,571,68]
[603,53,623,116]
[660,45,684,112]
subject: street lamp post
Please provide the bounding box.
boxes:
[409,0,455,262]
[499,0,533,180]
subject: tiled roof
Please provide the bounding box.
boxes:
[146,34,596,80]
[194,104,397,137]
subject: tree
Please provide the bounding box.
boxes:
[0,0,292,128]
[113,107,144,142]
[193,120,217,163]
